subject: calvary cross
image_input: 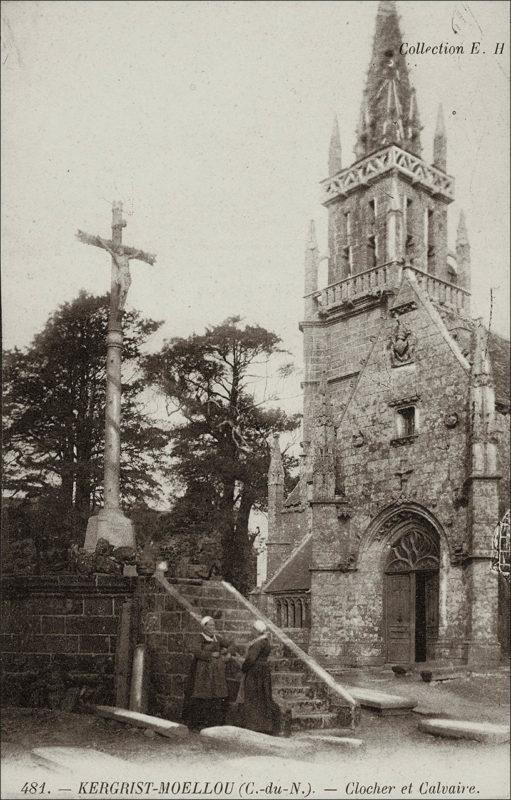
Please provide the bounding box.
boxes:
[76,201,156,329]
[78,201,157,552]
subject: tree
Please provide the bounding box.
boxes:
[144,316,300,593]
[3,291,171,532]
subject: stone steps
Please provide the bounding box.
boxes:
[269,657,306,672]
[160,578,357,733]
[282,697,326,715]
[272,670,310,687]
[273,685,318,701]
[177,595,245,610]
[290,711,340,731]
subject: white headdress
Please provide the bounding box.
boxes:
[201,616,214,627]
[253,620,267,634]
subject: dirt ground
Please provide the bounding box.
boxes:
[340,665,510,724]
[1,670,509,800]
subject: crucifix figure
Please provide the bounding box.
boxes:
[76,204,155,326]
[77,201,157,552]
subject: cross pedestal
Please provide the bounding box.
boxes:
[84,509,135,551]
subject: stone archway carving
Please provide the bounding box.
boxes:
[359,501,451,564]
[386,528,440,573]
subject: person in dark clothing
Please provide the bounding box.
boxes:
[232,620,281,735]
[182,616,234,731]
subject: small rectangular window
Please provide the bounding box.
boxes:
[344,211,352,239]
[397,406,416,438]
[406,198,413,238]
[426,209,435,270]
[369,198,377,225]
[403,198,413,260]
[343,245,352,275]
[367,235,377,268]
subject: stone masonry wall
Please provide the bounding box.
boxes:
[0,575,135,708]
[135,577,253,722]
[310,280,476,666]
[496,409,510,518]
[135,577,199,721]
[493,410,509,657]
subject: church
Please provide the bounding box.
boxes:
[261,0,510,669]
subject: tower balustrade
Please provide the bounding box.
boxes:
[321,144,454,206]
[304,262,470,316]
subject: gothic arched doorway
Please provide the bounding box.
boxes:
[384,526,440,664]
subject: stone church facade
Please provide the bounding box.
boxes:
[261,1,510,669]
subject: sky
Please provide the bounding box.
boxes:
[2,0,509,413]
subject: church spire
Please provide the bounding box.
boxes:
[304,219,319,319]
[456,209,469,248]
[355,93,370,160]
[470,323,497,477]
[356,0,421,158]
[268,434,285,485]
[456,209,471,295]
[433,103,447,171]
[328,116,343,175]
[408,88,422,154]
[266,434,286,579]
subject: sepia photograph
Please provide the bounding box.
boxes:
[1,1,509,798]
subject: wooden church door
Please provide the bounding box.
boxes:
[385,572,414,663]
[384,527,440,664]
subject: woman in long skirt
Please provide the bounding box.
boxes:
[234,620,281,735]
[182,616,232,731]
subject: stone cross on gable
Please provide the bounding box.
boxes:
[395,459,413,492]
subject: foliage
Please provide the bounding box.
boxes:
[3,292,170,535]
[144,316,300,593]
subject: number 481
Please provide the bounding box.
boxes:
[21,783,47,795]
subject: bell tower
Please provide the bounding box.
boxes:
[323,0,460,291]
[301,0,470,464]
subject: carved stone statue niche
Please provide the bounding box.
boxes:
[390,321,415,366]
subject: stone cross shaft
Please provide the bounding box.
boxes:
[77,201,156,547]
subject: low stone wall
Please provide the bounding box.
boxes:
[135,577,210,721]
[1,574,357,731]
[0,575,136,708]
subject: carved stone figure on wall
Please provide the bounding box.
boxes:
[337,553,357,572]
[352,431,365,448]
[390,321,415,366]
